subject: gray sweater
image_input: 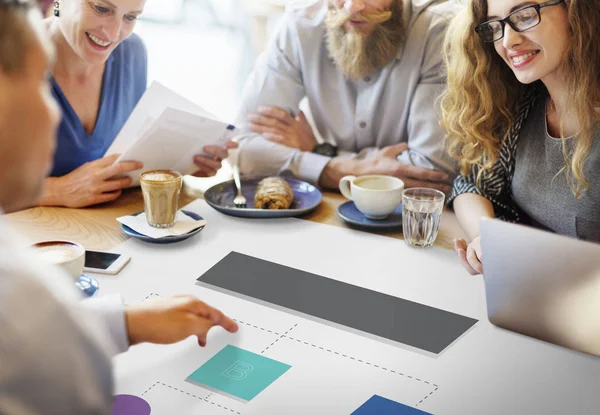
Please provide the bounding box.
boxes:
[449,86,600,242]
[511,95,600,242]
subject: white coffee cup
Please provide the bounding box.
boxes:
[32,240,85,281]
[339,175,405,220]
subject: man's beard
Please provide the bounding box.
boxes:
[325,1,405,81]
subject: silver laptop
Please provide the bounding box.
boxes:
[481,219,600,356]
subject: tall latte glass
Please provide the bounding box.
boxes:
[140,170,183,228]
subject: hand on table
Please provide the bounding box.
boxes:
[43,154,143,208]
[193,141,238,177]
[125,295,239,347]
[454,237,483,275]
[361,143,452,194]
[248,106,317,152]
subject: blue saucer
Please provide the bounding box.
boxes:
[337,201,403,230]
[120,210,205,244]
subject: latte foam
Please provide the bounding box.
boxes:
[141,172,177,182]
[35,243,83,264]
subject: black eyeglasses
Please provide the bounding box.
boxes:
[475,0,564,43]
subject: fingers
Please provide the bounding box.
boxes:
[399,164,450,183]
[262,132,287,145]
[197,331,209,347]
[184,297,239,332]
[99,176,133,193]
[206,309,239,333]
[193,317,238,347]
[380,142,409,158]
[188,318,214,347]
[100,160,144,180]
[192,167,217,178]
[183,298,239,346]
[91,190,122,206]
[454,239,480,276]
[466,244,483,274]
[257,106,295,125]
[297,111,311,128]
[194,155,222,171]
[248,113,288,131]
[202,145,229,161]
[226,141,238,149]
[454,238,468,251]
[93,153,122,168]
[249,122,286,136]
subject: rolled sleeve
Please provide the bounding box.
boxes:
[402,8,459,178]
[84,294,129,355]
[239,135,331,184]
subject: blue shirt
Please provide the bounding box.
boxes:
[50,34,147,177]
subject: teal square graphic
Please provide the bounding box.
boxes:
[187,345,291,401]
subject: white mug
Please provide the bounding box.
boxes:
[339,175,404,220]
[32,240,86,281]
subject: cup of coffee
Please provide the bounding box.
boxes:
[140,170,183,228]
[339,175,404,220]
[32,240,85,281]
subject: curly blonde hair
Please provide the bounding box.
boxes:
[441,0,600,197]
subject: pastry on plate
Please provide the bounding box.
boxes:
[254,177,294,209]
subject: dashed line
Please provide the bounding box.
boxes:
[142,382,241,415]
[141,381,159,396]
[261,323,298,354]
[283,335,439,389]
[142,295,439,408]
[232,317,439,390]
[142,293,161,302]
[233,319,281,336]
[416,386,439,407]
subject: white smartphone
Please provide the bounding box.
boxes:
[84,250,131,275]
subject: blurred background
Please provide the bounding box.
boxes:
[40,0,293,121]
[135,0,290,122]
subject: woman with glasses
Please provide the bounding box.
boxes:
[440,0,600,274]
[38,0,233,208]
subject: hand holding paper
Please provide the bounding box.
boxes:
[105,81,236,187]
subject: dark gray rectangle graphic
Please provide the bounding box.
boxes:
[197,252,477,354]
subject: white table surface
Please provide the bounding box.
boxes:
[96,199,600,415]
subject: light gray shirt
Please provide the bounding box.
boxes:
[0,214,129,415]
[235,0,460,185]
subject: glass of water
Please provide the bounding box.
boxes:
[402,188,445,248]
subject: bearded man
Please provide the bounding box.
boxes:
[234,0,460,191]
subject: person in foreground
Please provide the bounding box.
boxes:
[234,0,459,191]
[442,0,600,274]
[0,2,238,413]
[36,0,233,208]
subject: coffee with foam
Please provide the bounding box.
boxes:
[140,170,183,228]
[141,172,178,182]
[32,241,85,281]
[37,244,82,264]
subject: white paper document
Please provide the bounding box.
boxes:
[105,81,234,187]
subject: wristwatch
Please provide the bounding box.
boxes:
[312,142,338,157]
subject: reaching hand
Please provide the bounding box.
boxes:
[454,237,483,275]
[248,106,317,152]
[45,154,143,208]
[361,143,451,193]
[125,295,239,347]
[193,141,238,177]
